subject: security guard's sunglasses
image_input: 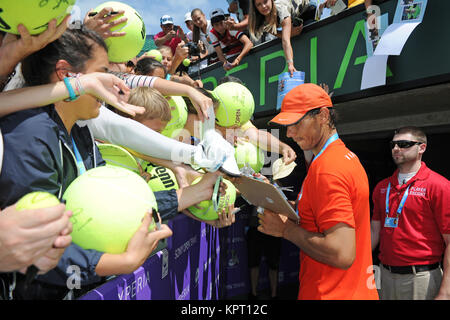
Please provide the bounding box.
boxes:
[389,140,422,149]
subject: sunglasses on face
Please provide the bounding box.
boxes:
[390,140,422,149]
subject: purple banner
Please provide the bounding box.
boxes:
[80,209,299,300]
[80,214,220,300]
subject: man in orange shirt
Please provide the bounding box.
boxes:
[258,83,378,300]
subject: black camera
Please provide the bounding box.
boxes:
[184,42,201,57]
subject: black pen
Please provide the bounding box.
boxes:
[88,11,120,17]
[151,209,161,230]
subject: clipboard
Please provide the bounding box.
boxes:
[232,175,299,222]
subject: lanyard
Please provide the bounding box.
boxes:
[385,182,410,217]
[295,133,339,216]
[71,136,86,175]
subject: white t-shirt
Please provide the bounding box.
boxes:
[199,20,215,56]
[186,30,193,42]
[398,171,418,185]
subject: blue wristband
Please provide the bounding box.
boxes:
[63,77,78,102]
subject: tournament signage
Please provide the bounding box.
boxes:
[195,0,450,117]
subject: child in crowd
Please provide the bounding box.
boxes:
[134,57,167,79]
[209,8,254,71]
[117,87,171,133]
[159,45,203,87]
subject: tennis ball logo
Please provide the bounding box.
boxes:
[213,82,255,128]
[94,1,146,63]
[187,177,236,221]
[234,140,265,173]
[161,96,188,139]
[63,166,158,254]
[0,0,76,35]
[16,191,60,211]
[146,164,179,192]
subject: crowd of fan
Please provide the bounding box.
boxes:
[119,0,372,88]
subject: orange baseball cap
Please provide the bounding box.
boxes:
[269,83,332,126]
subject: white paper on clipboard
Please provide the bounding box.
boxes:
[233,175,299,222]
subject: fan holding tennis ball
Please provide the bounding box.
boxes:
[93,1,146,63]
[0,0,76,35]
[16,192,60,211]
[62,166,159,254]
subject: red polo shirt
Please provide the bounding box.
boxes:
[154,31,182,55]
[372,162,450,266]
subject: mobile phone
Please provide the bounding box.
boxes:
[88,11,120,17]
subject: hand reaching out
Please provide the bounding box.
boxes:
[80,72,145,116]
[83,8,127,39]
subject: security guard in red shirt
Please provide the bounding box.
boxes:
[371,126,450,300]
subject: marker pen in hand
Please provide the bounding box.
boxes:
[151,209,161,230]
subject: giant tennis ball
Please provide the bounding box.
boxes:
[145,164,179,192]
[0,0,76,35]
[187,176,236,221]
[97,143,140,174]
[234,140,265,173]
[160,96,188,139]
[213,82,255,128]
[146,49,162,62]
[93,1,146,63]
[63,166,158,254]
[16,191,60,211]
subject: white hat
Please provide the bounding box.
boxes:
[184,12,192,22]
[160,15,174,25]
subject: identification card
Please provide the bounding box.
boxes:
[384,217,399,228]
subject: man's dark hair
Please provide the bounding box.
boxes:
[305,107,339,129]
[394,126,427,144]
[22,26,107,86]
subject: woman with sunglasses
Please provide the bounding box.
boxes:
[371,126,450,300]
